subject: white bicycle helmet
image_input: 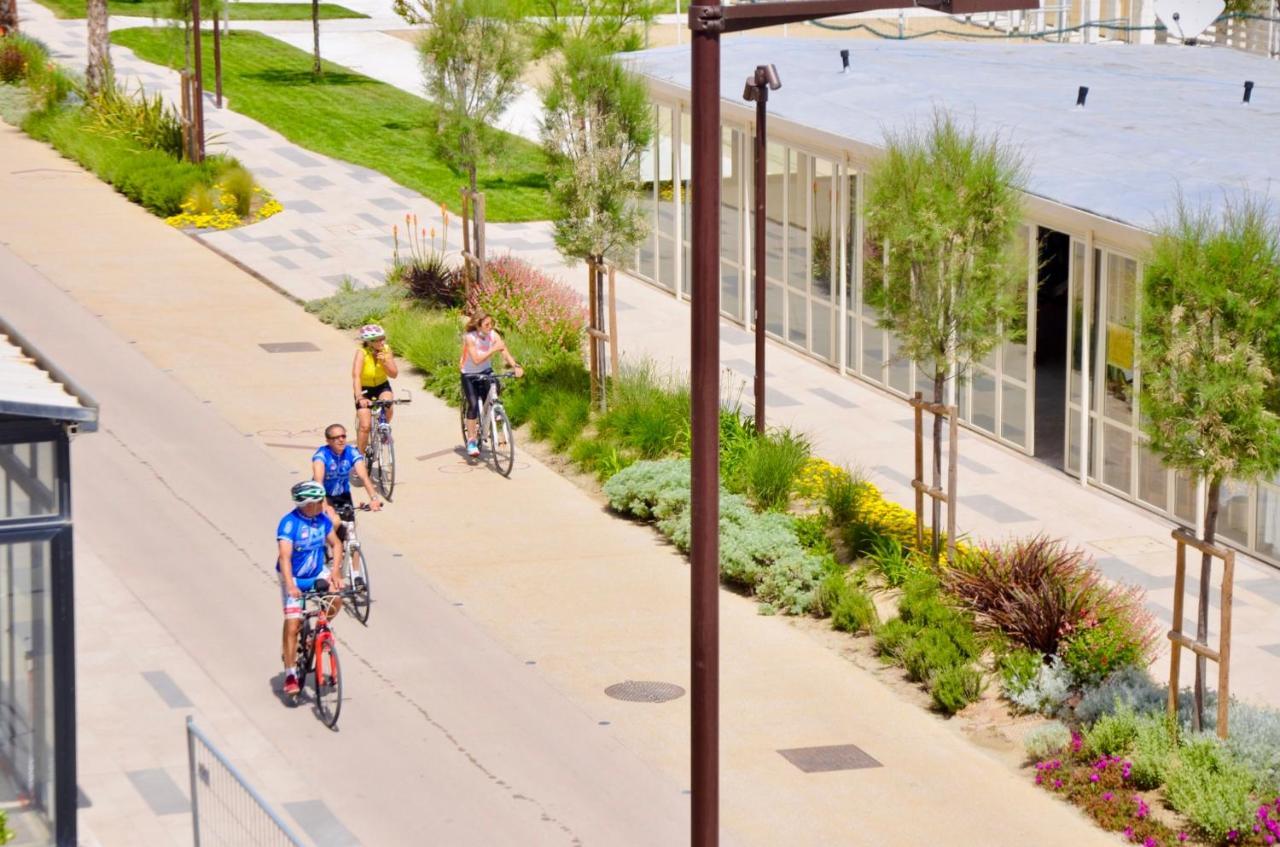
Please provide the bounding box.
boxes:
[359,324,385,342]
[291,481,326,503]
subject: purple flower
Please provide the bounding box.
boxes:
[1090,773,1100,783]
[1177,834,1187,843]
[1054,779,1063,789]
[1124,826,1134,840]
[1228,830,1239,842]
[1103,792,1114,802]
[1144,838,1158,847]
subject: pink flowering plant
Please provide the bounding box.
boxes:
[1035,753,1179,845]
[465,255,586,353]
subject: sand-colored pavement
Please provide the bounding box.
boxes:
[0,98,1123,845]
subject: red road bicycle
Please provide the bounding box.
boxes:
[292,587,343,728]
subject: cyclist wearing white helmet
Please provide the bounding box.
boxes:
[277,481,343,697]
[353,324,398,456]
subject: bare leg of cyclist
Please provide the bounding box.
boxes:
[282,618,302,687]
[379,389,394,432]
[355,406,373,455]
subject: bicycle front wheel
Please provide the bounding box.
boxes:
[313,637,342,729]
[375,430,395,500]
[490,407,515,477]
[347,547,371,625]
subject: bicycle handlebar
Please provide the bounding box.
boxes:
[369,398,410,408]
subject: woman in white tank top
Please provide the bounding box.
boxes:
[459,314,523,457]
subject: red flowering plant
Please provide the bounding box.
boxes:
[465,255,586,353]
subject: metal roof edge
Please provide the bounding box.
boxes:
[0,313,100,431]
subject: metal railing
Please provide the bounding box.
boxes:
[186,717,306,847]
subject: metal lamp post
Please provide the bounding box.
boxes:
[742,64,781,435]
[686,1,1036,844]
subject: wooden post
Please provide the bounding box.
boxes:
[1168,539,1186,720]
[587,258,600,407]
[946,408,958,563]
[1167,528,1235,739]
[913,391,924,551]
[179,70,194,161]
[212,11,223,108]
[191,0,205,161]
[607,264,620,377]
[460,188,472,298]
[474,192,486,287]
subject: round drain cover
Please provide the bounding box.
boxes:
[604,681,685,703]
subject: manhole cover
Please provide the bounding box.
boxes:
[778,744,882,773]
[604,681,685,703]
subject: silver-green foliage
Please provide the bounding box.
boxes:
[1023,721,1072,760]
[603,459,829,615]
[1005,654,1074,716]
[1165,735,1257,842]
[305,280,405,329]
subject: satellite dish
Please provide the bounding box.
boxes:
[1153,0,1225,42]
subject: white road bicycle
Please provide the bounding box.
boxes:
[364,393,410,501]
[459,372,516,477]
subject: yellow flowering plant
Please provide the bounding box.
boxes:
[165,179,283,231]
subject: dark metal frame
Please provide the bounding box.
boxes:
[743,64,780,435]
[0,422,76,847]
[686,1,1035,842]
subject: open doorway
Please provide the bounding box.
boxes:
[1034,227,1070,468]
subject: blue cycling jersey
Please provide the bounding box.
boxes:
[276,509,333,581]
[312,444,364,496]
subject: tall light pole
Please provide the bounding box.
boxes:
[687,2,1034,843]
[743,63,781,435]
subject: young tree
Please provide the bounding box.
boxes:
[86,0,111,96]
[394,0,528,196]
[519,0,665,55]
[1138,197,1280,730]
[864,111,1027,561]
[540,37,652,269]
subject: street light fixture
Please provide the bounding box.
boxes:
[687,2,1036,844]
[742,63,781,435]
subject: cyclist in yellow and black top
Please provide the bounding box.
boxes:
[353,324,398,456]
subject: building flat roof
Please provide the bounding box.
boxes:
[0,317,98,428]
[623,38,1280,233]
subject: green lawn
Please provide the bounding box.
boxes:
[111,29,553,222]
[34,0,366,19]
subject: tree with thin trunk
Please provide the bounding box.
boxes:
[310,0,321,76]
[1138,196,1280,731]
[394,0,528,197]
[540,36,651,270]
[864,111,1027,562]
[85,0,111,97]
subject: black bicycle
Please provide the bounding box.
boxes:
[459,372,516,477]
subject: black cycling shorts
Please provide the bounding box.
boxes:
[461,372,493,421]
[356,381,392,410]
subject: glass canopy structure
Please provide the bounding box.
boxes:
[0,318,97,846]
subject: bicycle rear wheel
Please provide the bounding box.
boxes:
[347,547,371,625]
[313,637,342,728]
[490,407,515,477]
[375,429,395,499]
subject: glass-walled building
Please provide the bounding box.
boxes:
[0,319,97,846]
[623,38,1280,569]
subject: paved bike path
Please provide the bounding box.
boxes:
[1,107,1118,845]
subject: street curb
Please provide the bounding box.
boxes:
[181,230,306,307]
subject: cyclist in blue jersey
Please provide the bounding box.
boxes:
[278,481,343,697]
[312,423,382,516]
